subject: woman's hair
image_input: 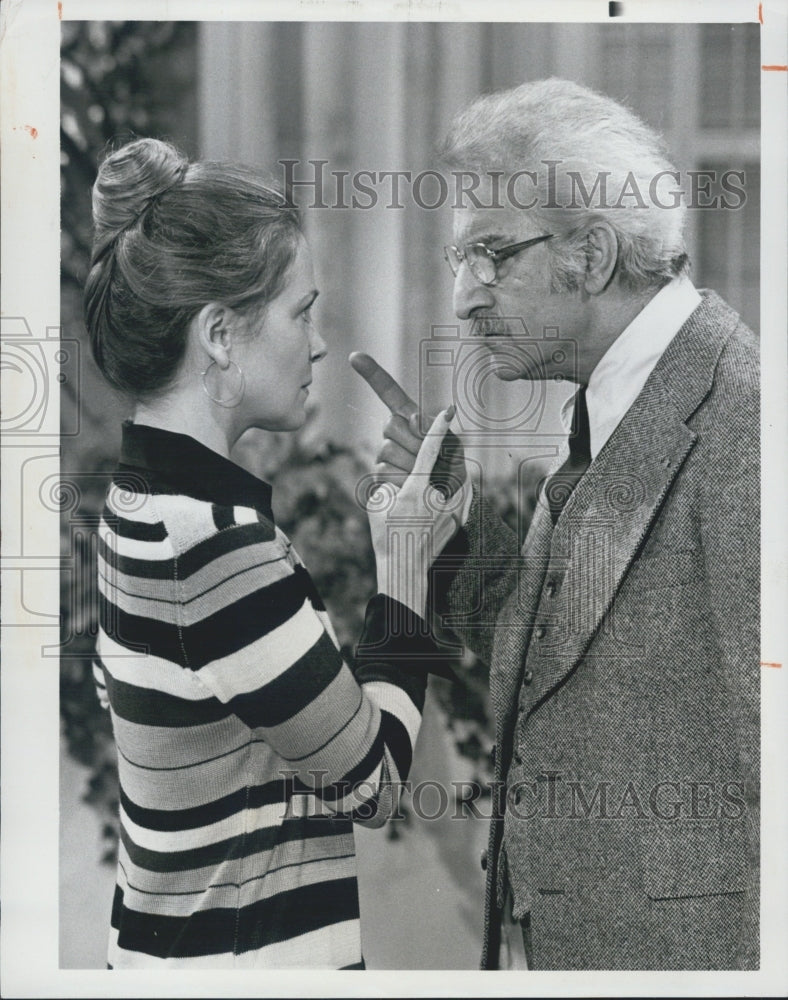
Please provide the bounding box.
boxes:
[84,137,302,397]
[439,78,689,293]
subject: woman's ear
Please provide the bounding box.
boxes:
[194,303,235,370]
[583,223,619,294]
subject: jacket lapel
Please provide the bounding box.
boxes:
[516,292,738,716]
[522,379,696,712]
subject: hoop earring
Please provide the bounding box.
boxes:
[201,360,245,408]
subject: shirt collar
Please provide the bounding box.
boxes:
[118,421,275,521]
[560,276,702,458]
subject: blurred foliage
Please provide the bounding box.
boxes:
[59,21,542,863]
[60,20,198,293]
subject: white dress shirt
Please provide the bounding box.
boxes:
[457,277,703,534]
[560,276,702,456]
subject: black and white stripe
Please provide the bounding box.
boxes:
[96,465,429,969]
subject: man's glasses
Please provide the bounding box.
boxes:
[443,233,553,286]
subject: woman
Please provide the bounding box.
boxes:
[84,138,459,969]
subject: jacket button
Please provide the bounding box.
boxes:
[523,669,534,684]
[545,579,557,597]
[480,849,488,871]
[534,626,546,639]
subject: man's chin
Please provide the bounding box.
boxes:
[489,355,545,382]
[492,365,524,382]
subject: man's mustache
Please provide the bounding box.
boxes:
[470,314,509,338]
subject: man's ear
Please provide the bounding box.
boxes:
[194,302,235,370]
[583,223,619,294]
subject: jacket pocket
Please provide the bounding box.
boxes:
[637,817,749,900]
[625,547,703,590]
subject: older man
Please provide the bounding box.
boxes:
[352,78,758,970]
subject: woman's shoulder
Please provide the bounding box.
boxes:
[153,492,276,546]
[102,484,327,644]
[105,482,292,571]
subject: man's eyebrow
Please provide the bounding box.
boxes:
[458,231,508,247]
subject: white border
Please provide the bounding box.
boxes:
[1,0,786,996]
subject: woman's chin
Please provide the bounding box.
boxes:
[245,409,307,434]
[281,408,310,432]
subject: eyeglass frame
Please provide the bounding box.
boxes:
[443,233,554,286]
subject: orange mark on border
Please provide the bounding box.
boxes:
[761,661,782,668]
[762,65,788,71]
[758,2,762,24]
[24,125,38,139]
[58,1,62,18]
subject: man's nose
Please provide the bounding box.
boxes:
[452,262,496,320]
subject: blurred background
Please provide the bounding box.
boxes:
[59,20,760,969]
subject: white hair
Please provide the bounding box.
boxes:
[439,78,689,292]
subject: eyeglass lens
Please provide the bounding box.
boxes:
[444,245,495,284]
[465,246,496,284]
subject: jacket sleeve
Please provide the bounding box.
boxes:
[177,523,433,828]
[427,485,521,670]
[697,331,759,967]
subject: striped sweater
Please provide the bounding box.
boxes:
[94,422,436,969]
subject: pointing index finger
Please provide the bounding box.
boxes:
[349,352,418,418]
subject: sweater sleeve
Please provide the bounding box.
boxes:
[173,518,431,828]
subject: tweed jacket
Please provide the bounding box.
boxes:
[431,291,759,970]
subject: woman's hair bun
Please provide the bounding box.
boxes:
[85,137,301,399]
[91,137,189,249]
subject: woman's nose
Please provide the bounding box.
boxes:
[309,328,328,363]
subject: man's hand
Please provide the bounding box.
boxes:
[349,351,466,495]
